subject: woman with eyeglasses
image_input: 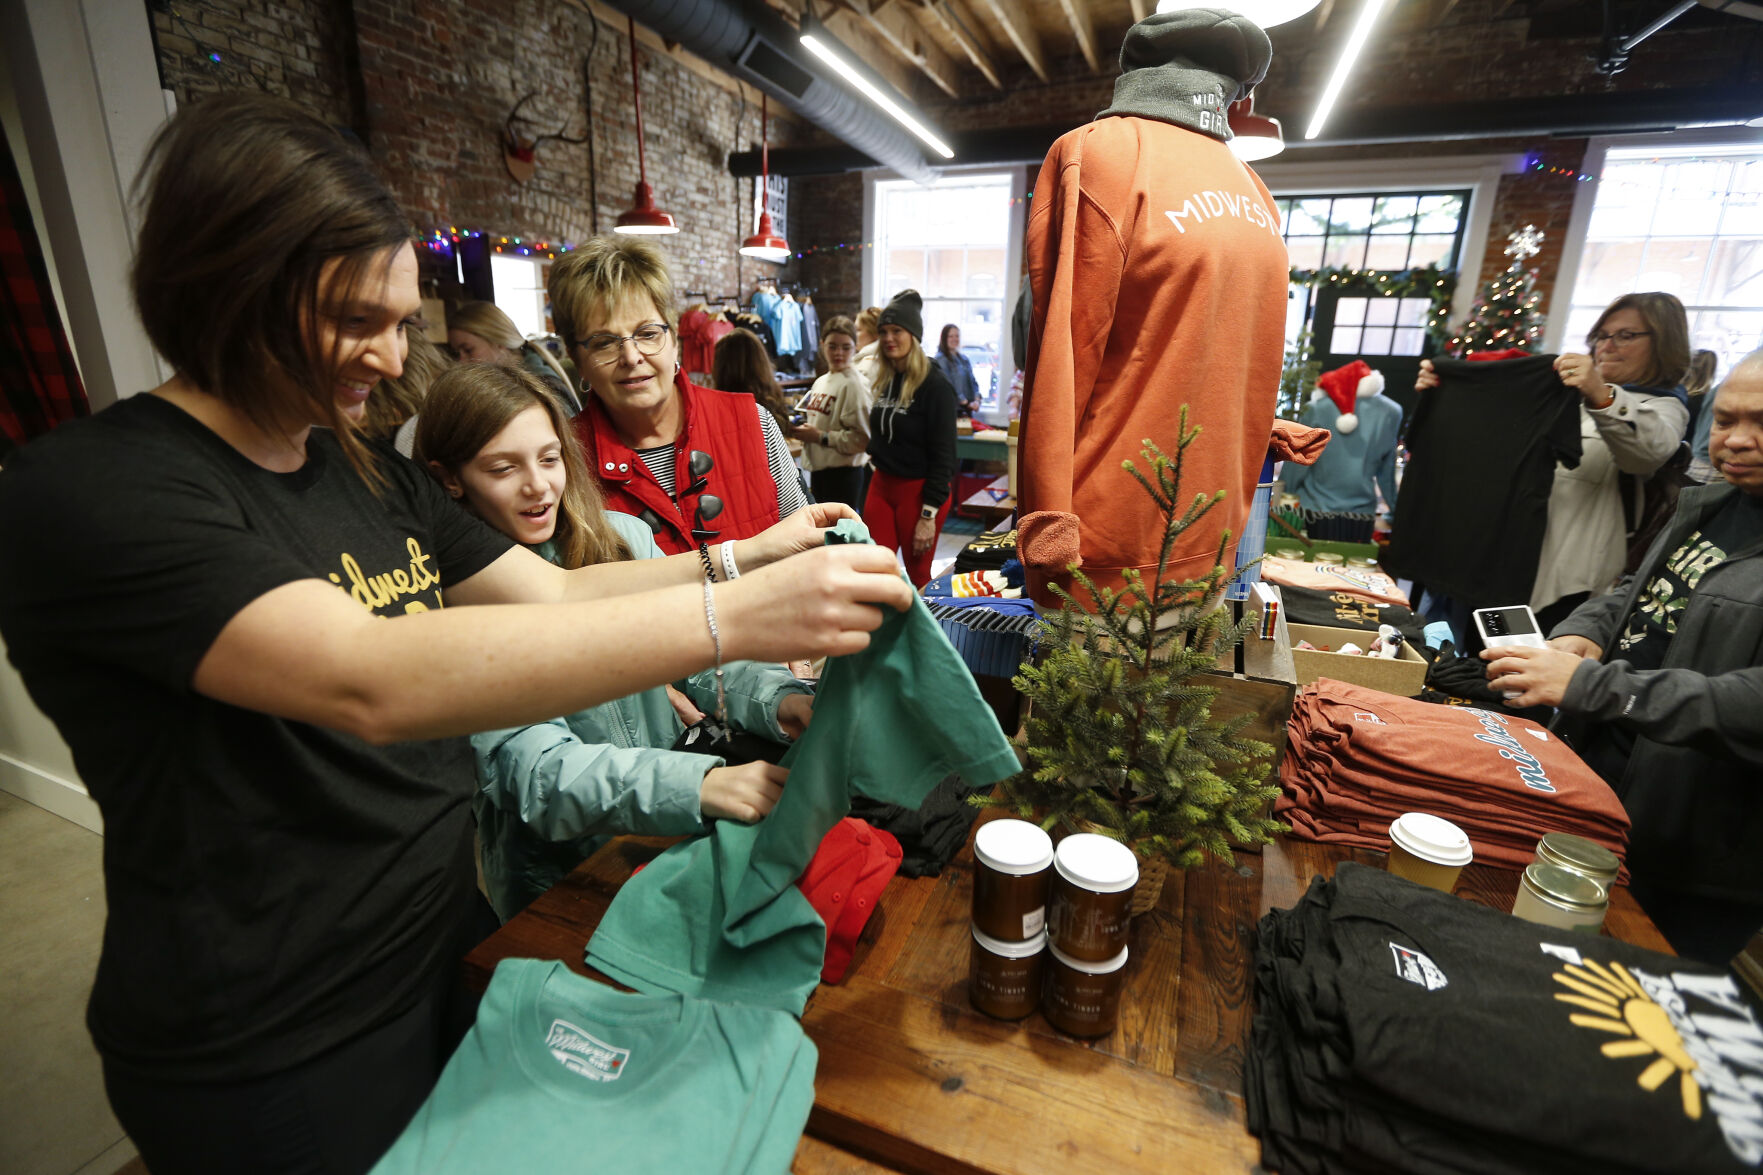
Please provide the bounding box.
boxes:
[0,94,910,1175]
[1417,291,1692,630]
[416,363,809,923]
[552,238,808,556]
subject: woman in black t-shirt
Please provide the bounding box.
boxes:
[0,94,909,1175]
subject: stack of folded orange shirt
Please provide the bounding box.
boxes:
[1277,680,1628,874]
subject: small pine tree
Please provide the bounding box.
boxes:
[1449,225,1547,356]
[1278,329,1322,421]
[979,418,1286,869]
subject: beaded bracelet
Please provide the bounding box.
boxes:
[697,540,717,583]
[701,578,728,725]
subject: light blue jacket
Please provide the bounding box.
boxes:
[1281,392,1403,517]
[471,513,811,920]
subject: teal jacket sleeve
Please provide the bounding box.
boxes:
[471,719,714,840]
[681,660,813,742]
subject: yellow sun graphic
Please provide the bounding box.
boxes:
[1554,958,1702,1121]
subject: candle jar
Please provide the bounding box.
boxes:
[1512,863,1609,934]
[1043,941,1129,1037]
[1049,833,1139,962]
[972,819,1054,943]
[968,926,1046,1020]
[1533,833,1621,891]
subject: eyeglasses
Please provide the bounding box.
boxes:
[1590,329,1651,348]
[581,323,671,367]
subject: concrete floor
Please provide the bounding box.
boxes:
[0,790,139,1175]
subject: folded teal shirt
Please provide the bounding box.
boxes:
[586,518,1020,1015]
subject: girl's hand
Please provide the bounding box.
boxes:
[720,544,912,663]
[700,761,787,823]
[665,684,705,726]
[1414,359,1439,392]
[1554,352,1612,406]
[776,691,814,739]
[738,503,861,570]
[912,515,937,556]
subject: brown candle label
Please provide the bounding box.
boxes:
[1022,906,1045,938]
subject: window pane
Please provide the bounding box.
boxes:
[1705,239,1763,307]
[1287,285,1311,348]
[887,248,924,293]
[1396,297,1428,327]
[1653,161,1730,238]
[1588,163,1660,237]
[1361,326,1395,354]
[1286,236,1325,269]
[1576,240,1646,308]
[1370,195,1417,234]
[1335,297,1366,326]
[1365,297,1398,326]
[1393,327,1426,356]
[966,247,1005,297]
[1290,199,1331,235]
[1330,197,1374,233]
[1637,239,1713,304]
[1415,194,1463,234]
[1324,234,1368,269]
[1365,237,1411,270]
[924,249,966,298]
[1408,234,1456,268]
[1330,325,1361,353]
[1722,163,1763,235]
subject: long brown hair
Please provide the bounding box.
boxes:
[414,365,629,569]
[1588,292,1691,390]
[362,331,450,440]
[712,328,789,418]
[131,92,412,481]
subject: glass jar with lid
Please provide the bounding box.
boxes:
[1533,833,1621,891]
[1511,863,1609,934]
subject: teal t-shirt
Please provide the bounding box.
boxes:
[371,958,815,1174]
[586,519,1020,1015]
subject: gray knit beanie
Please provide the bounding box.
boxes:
[878,289,924,342]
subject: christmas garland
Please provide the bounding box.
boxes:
[1289,263,1458,350]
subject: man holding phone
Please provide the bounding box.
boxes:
[1481,351,1763,963]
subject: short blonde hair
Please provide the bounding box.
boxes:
[855,306,882,338]
[449,301,523,350]
[548,236,678,353]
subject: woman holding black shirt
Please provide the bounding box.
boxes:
[862,290,959,586]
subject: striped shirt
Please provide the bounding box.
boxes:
[634,402,808,517]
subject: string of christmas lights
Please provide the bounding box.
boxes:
[1290,263,1458,348]
[417,228,577,259]
[1523,154,1763,202]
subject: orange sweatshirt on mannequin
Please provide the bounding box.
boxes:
[1019,9,1288,608]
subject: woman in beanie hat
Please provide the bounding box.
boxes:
[863,289,960,585]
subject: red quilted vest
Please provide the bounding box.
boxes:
[575,371,781,555]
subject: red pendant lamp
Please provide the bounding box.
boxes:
[1228,95,1284,162]
[614,15,678,235]
[740,94,790,263]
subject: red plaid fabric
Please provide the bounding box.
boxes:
[2,126,88,453]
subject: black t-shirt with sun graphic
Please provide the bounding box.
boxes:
[1615,492,1763,672]
[1249,863,1763,1174]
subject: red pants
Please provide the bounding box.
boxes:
[863,469,950,587]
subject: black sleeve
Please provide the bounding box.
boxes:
[377,444,513,583]
[919,372,959,509]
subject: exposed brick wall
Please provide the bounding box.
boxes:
[150,0,796,300]
[782,172,866,322]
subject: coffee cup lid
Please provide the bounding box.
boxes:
[1388,812,1473,867]
[974,819,1054,875]
[1048,940,1129,974]
[971,925,1048,959]
[1054,833,1139,893]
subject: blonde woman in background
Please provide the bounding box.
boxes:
[862,290,958,586]
[788,315,870,509]
[1687,350,1723,483]
[357,331,451,456]
[853,305,883,393]
[448,300,579,410]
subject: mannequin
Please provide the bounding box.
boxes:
[1283,359,1403,543]
[1017,8,1288,607]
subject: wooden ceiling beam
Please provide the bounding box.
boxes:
[1056,0,1104,73]
[838,0,963,98]
[821,8,923,97]
[971,0,1049,82]
[916,0,1003,89]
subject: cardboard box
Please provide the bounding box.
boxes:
[1288,623,1428,697]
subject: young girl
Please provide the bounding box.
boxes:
[0,92,907,1175]
[788,315,871,509]
[416,364,812,921]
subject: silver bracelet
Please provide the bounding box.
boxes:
[720,540,741,582]
[701,578,728,725]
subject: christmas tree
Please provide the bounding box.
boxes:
[1448,225,1547,356]
[979,420,1286,869]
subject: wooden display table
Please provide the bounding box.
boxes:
[464,824,1669,1175]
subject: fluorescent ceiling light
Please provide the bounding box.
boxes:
[799,31,955,160]
[1156,0,1322,28]
[1305,0,1394,140]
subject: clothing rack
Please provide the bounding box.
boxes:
[680,289,709,303]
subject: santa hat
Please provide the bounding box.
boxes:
[1313,360,1385,434]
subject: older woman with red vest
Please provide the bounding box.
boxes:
[551,237,807,555]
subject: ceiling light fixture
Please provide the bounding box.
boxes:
[741,94,791,263]
[614,14,678,235]
[798,22,955,160]
[1305,0,1394,141]
[1155,0,1322,29]
[1228,96,1284,161]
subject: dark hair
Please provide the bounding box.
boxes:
[712,329,788,418]
[938,323,961,356]
[362,331,451,440]
[131,92,413,478]
[1587,292,1691,390]
[415,364,628,570]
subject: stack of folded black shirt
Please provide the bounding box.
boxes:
[1249,863,1763,1174]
